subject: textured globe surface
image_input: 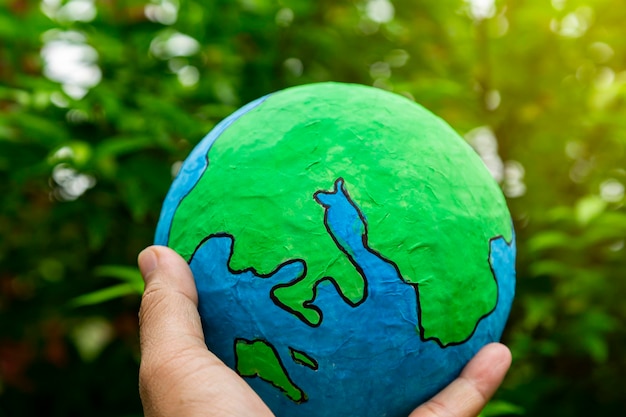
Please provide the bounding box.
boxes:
[155,82,516,417]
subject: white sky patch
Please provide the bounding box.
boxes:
[465,0,495,21]
[40,0,61,16]
[594,67,615,89]
[370,61,391,79]
[41,0,97,22]
[177,65,200,87]
[589,42,614,63]
[145,0,179,25]
[385,49,409,68]
[52,163,96,201]
[284,58,303,77]
[170,161,183,178]
[275,8,294,27]
[366,0,395,23]
[503,160,527,198]
[485,89,501,111]
[600,179,624,203]
[466,126,503,182]
[51,146,74,161]
[150,31,200,60]
[466,127,527,198]
[40,30,101,99]
[551,7,594,38]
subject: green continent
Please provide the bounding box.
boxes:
[290,348,318,370]
[235,339,306,403]
[169,83,512,345]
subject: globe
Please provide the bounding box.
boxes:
[155,82,516,417]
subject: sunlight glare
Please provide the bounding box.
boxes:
[52,163,96,201]
[284,58,304,77]
[366,0,394,24]
[465,0,495,21]
[466,126,503,182]
[276,8,294,27]
[150,31,200,60]
[41,0,96,22]
[145,0,179,25]
[177,65,200,87]
[40,30,101,99]
[600,179,624,203]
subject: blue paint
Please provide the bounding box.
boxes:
[314,178,366,259]
[189,180,516,417]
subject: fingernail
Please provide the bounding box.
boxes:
[138,248,158,280]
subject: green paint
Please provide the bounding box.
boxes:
[169,82,511,345]
[290,348,318,370]
[235,339,306,403]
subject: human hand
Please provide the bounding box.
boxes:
[138,245,512,417]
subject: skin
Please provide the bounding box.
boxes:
[138,246,512,417]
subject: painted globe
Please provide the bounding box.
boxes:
[155,82,516,417]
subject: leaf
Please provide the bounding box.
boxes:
[581,335,609,364]
[69,283,142,308]
[94,265,144,288]
[94,136,155,159]
[529,260,571,279]
[526,230,573,253]
[481,400,525,416]
[69,266,144,307]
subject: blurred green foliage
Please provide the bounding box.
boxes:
[1,0,625,416]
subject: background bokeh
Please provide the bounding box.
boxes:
[1,0,625,416]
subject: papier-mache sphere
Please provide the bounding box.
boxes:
[155,82,516,417]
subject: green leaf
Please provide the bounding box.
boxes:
[94,265,144,288]
[94,136,155,159]
[481,400,525,416]
[526,230,573,253]
[529,260,571,278]
[69,283,142,307]
[581,335,609,364]
[70,266,144,307]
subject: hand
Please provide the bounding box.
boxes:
[138,245,512,417]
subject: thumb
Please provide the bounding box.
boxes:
[137,246,275,417]
[137,246,212,417]
[138,245,205,360]
[137,246,212,416]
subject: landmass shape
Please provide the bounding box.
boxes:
[289,348,318,370]
[169,83,512,346]
[235,338,307,403]
[187,203,516,412]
